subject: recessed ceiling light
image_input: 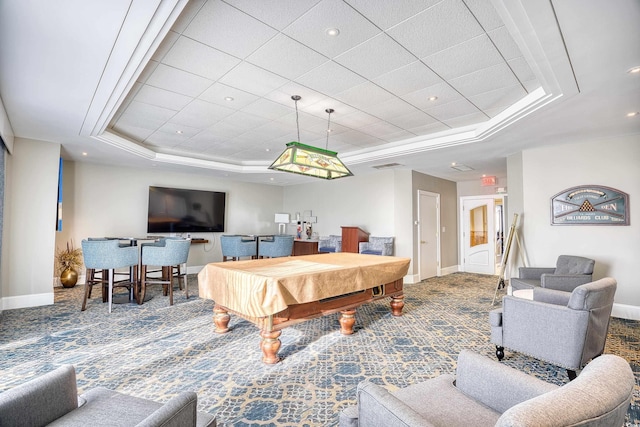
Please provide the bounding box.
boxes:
[176,130,183,134]
[428,96,438,101]
[82,152,88,156]
[627,66,640,74]
[224,96,234,101]
[626,112,639,117]
[265,148,270,152]
[325,28,340,37]
[270,177,275,181]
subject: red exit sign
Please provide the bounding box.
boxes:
[481,176,496,186]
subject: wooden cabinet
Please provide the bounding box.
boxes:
[341,226,369,253]
[292,240,319,256]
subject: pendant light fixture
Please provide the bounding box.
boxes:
[269,95,353,180]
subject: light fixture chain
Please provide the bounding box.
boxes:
[325,108,334,150]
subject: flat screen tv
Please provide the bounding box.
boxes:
[147,186,226,233]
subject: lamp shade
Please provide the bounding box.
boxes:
[268,142,353,180]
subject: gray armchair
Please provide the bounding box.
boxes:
[318,234,342,253]
[339,349,634,427]
[490,277,616,379]
[359,236,394,256]
[0,364,216,427]
[510,254,594,292]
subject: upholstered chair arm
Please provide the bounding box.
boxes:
[455,350,558,414]
[382,242,393,256]
[540,274,593,292]
[335,239,342,252]
[135,392,201,427]
[518,267,555,279]
[0,365,79,427]
[501,296,590,370]
[532,287,572,305]
[346,381,435,427]
[358,242,370,252]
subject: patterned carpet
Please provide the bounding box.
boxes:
[0,272,638,426]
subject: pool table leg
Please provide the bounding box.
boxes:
[390,293,405,316]
[339,309,356,335]
[213,305,230,333]
[259,315,281,364]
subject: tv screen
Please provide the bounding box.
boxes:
[147,186,226,233]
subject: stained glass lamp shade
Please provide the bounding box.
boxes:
[269,141,353,180]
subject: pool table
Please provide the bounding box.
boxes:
[198,252,410,363]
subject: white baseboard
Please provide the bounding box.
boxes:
[1,292,54,310]
[440,265,459,275]
[611,303,640,321]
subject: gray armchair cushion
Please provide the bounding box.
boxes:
[511,255,595,292]
[0,365,79,427]
[0,365,215,427]
[339,350,634,427]
[318,235,342,252]
[491,278,616,370]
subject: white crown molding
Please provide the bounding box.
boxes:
[81,0,188,137]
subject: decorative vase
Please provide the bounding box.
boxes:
[60,268,78,288]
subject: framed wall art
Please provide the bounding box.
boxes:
[551,185,629,225]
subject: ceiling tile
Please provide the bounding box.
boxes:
[442,111,487,128]
[469,84,526,111]
[184,0,278,58]
[373,61,442,96]
[335,81,395,109]
[358,120,404,137]
[264,84,330,110]
[158,122,201,138]
[146,63,213,97]
[463,0,504,31]
[222,111,272,129]
[246,34,328,80]
[403,82,463,110]
[283,0,381,58]
[407,121,450,135]
[508,57,537,86]
[223,0,321,30]
[424,98,481,121]
[151,30,179,62]
[423,34,505,80]
[122,100,177,122]
[334,33,416,79]
[449,62,520,97]
[240,98,293,120]
[387,0,485,58]
[136,60,159,84]
[146,130,189,147]
[331,110,382,128]
[387,110,438,129]
[366,97,420,120]
[111,123,155,141]
[296,61,366,95]
[199,83,260,109]
[135,85,192,111]
[488,26,522,60]
[169,99,235,128]
[171,0,207,33]
[345,0,441,30]
[161,36,241,81]
[218,62,289,97]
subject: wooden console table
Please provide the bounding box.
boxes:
[292,239,319,256]
[341,226,369,253]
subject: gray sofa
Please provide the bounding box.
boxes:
[490,277,616,379]
[0,365,216,427]
[510,254,595,292]
[339,349,634,427]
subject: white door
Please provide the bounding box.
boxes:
[418,191,439,280]
[463,197,495,275]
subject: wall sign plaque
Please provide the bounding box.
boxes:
[551,185,629,225]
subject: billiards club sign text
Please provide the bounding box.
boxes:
[551,185,629,226]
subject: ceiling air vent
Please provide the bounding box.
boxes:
[373,163,402,169]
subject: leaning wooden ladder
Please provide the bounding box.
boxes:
[492,213,526,305]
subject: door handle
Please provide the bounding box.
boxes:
[421,240,426,244]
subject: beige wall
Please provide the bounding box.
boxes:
[508,135,640,319]
[412,170,458,272]
[57,161,285,270]
[1,138,60,309]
